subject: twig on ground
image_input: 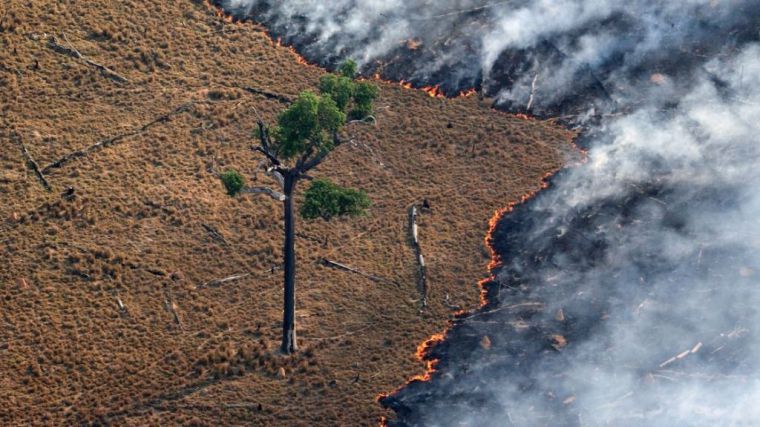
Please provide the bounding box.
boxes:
[47,33,128,83]
[202,223,228,246]
[320,258,400,287]
[15,133,51,191]
[409,205,428,308]
[199,273,250,288]
[242,86,293,104]
[164,294,183,330]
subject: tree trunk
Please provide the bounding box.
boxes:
[281,173,298,354]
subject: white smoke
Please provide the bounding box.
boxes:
[479,44,760,426]
[218,0,760,425]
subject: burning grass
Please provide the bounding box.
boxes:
[0,0,576,424]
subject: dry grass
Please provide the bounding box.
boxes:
[0,0,576,425]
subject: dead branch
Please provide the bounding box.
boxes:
[200,273,250,288]
[465,301,545,320]
[266,167,285,189]
[243,186,286,201]
[243,86,292,104]
[407,1,511,20]
[164,295,183,330]
[526,70,539,112]
[409,205,428,308]
[41,102,195,173]
[115,294,127,313]
[14,133,51,190]
[443,293,462,311]
[658,341,703,368]
[47,34,128,83]
[320,258,400,287]
[202,223,227,245]
[301,133,342,172]
[347,115,376,125]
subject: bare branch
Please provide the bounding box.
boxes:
[199,273,250,289]
[254,121,284,171]
[254,146,281,167]
[526,68,540,112]
[14,133,51,191]
[267,168,285,189]
[47,34,128,83]
[301,133,342,172]
[295,140,319,170]
[243,186,286,202]
[347,115,376,125]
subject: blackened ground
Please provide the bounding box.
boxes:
[381,175,756,426]
[218,1,760,119]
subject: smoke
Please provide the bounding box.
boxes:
[218,0,760,425]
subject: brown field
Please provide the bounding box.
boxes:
[0,0,576,425]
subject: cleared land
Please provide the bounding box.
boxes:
[0,0,576,424]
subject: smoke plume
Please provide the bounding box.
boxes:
[220,0,760,425]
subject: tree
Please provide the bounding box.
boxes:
[223,61,378,354]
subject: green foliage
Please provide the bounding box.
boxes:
[318,60,378,120]
[318,74,355,111]
[350,81,379,119]
[220,169,244,196]
[300,178,371,220]
[339,59,358,79]
[275,91,346,159]
[272,60,377,161]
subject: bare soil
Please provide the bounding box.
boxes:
[0,0,576,425]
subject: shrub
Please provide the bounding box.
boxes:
[220,169,244,196]
[339,59,358,79]
[300,179,371,220]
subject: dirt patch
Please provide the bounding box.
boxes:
[0,0,576,424]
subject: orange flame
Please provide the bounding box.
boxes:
[421,84,446,98]
[378,130,587,423]
[198,6,589,422]
[203,0,237,23]
[405,39,423,50]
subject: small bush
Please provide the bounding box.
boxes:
[339,59,358,79]
[220,169,244,196]
[300,179,370,220]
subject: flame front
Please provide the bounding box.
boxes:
[421,84,445,98]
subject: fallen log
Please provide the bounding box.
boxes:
[242,86,293,104]
[42,102,195,173]
[200,273,250,288]
[164,295,183,330]
[409,205,428,308]
[202,223,228,245]
[15,133,51,191]
[47,34,128,83]
[320,258,399,286]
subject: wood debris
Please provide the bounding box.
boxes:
[47,34,128,83]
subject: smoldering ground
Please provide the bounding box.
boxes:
[219,1,760,425]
